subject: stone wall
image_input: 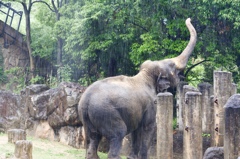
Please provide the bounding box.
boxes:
[0,20,29,70]
[0,20,28,51]
[0,82,86,149]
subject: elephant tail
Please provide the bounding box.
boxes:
[82,103,97,158]
[81,105,89,158]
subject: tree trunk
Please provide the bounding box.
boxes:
[53,1,64,81]
[56,10,62,67]
[57,37,63,67]
[22,3,35,77]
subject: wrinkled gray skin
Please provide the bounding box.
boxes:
[78,18,197,159]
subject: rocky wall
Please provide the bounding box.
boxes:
[0,82,86,149]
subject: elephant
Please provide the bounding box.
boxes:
[78,18,197,159]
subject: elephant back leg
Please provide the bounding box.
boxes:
[100,118,127,159]
[86,128,102,159]
[107,128,126,159]
[88,106,128,159]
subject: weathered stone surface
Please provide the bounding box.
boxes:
[58,126,84,148]
[25,120,55,141]
[224,94,240,108]
[64,107,80,125]
[0,34,28,74]
[0,82,86,148]
[60,82,85,126]
[8,129,26,143]
[59,82,85,107]
[213,71,232,146]
[25,84,50,96]
[0,91,24,131]
[198,82,213,134]
[203,147,224,159]
[26,87,67,122]
[224,94,240,159]
[157,92,173,159]
[14,140,32,159]
[48,111,66,128]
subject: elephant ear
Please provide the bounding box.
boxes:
[156,73,171,93]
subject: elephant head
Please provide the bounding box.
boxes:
[140,18,197,92]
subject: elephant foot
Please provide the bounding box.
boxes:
[108,155,122,159]
[127,155,138,159]
[87,156,99,159]
[87,152,100,159]
[87,155,99,159]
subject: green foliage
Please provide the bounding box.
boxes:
[30,75,45,84]
[0,67,7,83]
[173,118,178,130]
[0,50,7,83]
[31,25,56,59]
[46,76,58,88]
[202,133,211,137]
[57,65,73,82]
[130,33,162,67]
[5,67,26,93]
[187,60,206,87]
[2,0,240,88]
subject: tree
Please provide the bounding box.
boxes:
[3,0,240,89]
[32,0,71,82]
[3,0,55,79]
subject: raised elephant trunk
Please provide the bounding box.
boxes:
[171,18,197,70]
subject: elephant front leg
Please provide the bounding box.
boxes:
[127,131,141,159]
[139,123,156,159]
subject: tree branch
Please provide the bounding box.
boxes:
[184,59,210,77]
[128,21,149,32]
[32,0,56,12]
[51,0,58,13]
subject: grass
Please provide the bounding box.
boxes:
[0,133,126,159]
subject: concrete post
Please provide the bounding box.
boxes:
[213,71,232,146]
[14,140,33,159]
[210,95,215,146]
[156,92,173,159]
[231,83,237,95]
[8,129,26,144]
[183,91,202,159]
[176,81,188,131]
[182,85,199,125]
[198,82,213,134]
[224,94,240,159]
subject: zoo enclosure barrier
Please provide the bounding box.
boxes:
[156,71,240,159]
[0,1,27,51]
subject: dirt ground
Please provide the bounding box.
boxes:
[0,134,87,159]
[0,131,209,159]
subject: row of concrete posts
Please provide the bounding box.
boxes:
[156,71,240,159]
[7,129,32,159]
